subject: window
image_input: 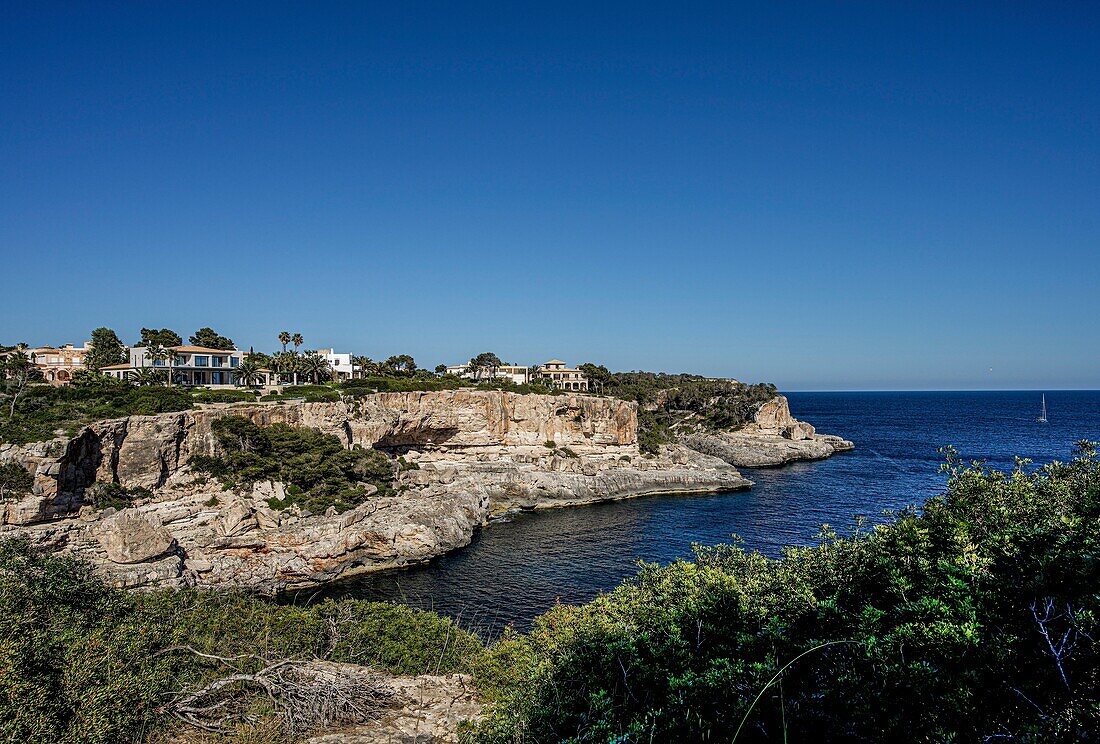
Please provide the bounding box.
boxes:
[212,356,224,367]
[194,356,209,367]
[174,356,187,366]
[230,357,239,368]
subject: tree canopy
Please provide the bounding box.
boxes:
[134,328,182,347]
[470,352,503,369]
[383,354,417,374]
[190,416,395,513]
[188,327,235,350]
[83,327,128,370]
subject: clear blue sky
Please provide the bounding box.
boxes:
[2,2,1097,390]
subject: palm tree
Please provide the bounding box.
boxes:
[129,368,166,387]
[290,334,304,385]
[235,357,263,387]
[278,331,291,353]
[271,351,293,385]
[300,352,331,384]
[144,344,172,386]
[351,355,374,379]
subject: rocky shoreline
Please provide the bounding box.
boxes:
[0,390,850,592]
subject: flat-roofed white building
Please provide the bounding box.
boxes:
[316,349,355,381]
[444,363,531,386]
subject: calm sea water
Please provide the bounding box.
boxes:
[305,391,1100,632]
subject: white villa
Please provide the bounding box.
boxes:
[444,359,590,391]
[101,346,276,388]
[444,363,532,386]
[317,349,355,381]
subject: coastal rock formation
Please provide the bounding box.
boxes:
[683,395,853,468]
[95,509,177,563]
[0,391,752,591]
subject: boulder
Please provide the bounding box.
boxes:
[252,480,286,501]
[753,396,796,434]
[97,553,185,588]
[783,421,815,441]
[217,500,258,537]
[97,510,176,564]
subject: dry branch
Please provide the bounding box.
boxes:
[165,649,392,736]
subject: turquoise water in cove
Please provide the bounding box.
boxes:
[304,391,1100,632]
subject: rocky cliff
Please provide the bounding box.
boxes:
[683,395,853,467]
[0,391,751,591]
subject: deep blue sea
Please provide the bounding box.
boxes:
[311,391,1100,632]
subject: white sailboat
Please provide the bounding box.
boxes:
[1037,394,1048,423]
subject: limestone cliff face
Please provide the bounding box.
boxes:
[683,395,854,468]
[0,391,748,591]
[1,391,640,521]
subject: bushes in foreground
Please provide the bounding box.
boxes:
[0,537,483,744]
[470,443,1100,742]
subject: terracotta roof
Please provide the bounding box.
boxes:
[168,345,239,354]
[543,359,566,365]
[99,363,132,370]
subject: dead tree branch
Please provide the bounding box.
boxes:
[165,650,392,736]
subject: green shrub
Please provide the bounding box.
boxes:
[86,482,153,510]
[637,409,670,455]
[0,384,194,444]
[192,389,259,404]
[544,440,556,448]
[318,601,483,675]
[190,416,395,512]
[558,446,579,458]
[0,462,34,500]
[470,443,1100,742]
[0,538,485,743]
[0,537,175,743]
